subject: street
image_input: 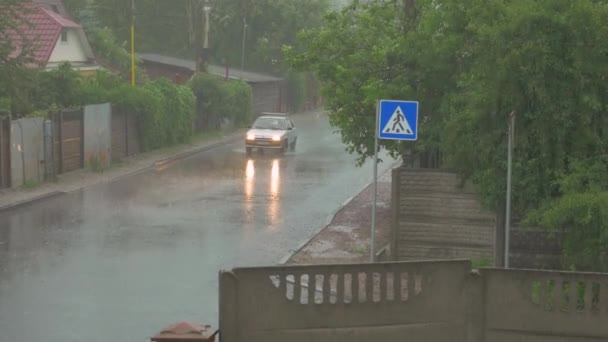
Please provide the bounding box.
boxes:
[0,112,393,342]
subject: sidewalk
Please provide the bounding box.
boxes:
[0,129,245,210]
[287,168,393,264]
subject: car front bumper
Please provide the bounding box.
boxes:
[245,139,284,148]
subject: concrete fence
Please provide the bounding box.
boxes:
[219,260,608,342]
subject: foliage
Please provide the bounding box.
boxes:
[529,192,608,272]
[0,0,36,115]
[150,78,196,145]
[190,72,252,130]
[21,178,39,190]
[286,71,305,112]
[62,0,87,18]
[114,79,196,151]
[88,27,136,72]
[290,0,608,271]
[287,0,458,164]
[90,0,330,73]
[33,63,81,109]
[76,70,121,105]
[0,97,10,111]
[87,153,109,172]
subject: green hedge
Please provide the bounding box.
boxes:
[106,80,195,151]
[10,63,249,153]
[190,73,252,130]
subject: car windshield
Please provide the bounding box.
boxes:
[252,117,287,130]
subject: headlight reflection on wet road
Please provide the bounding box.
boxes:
[269,159,281,228]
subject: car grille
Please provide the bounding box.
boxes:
[255,136,273,142]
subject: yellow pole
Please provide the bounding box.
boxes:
[130,0,135,86]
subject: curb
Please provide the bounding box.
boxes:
[0,191,67,213]
[0,133,244,213]
[154,135,242,167]
[278,193,356,265]
[279,161,400,265]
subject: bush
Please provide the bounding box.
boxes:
[190,73,252,130]
[107,79,194,151]
[223,80,253,126]
[76,70,121,105]
[108,83,163,151]
[529,192,608,272]
[149,79,195,145]
[286,71,305,112]
[0,97,10,111]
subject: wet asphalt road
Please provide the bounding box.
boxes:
[0,112,393,342]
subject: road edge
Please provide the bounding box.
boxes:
[279,161,400,264]
[0,133,244,212]
[0,191,68,213]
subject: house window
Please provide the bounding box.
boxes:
[61,30,68,42]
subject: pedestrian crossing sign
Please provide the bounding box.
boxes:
[378,100,418,141]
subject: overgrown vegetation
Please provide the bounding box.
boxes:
[78,0,327,111]
[289,0,608,272]
[190,72,252,130]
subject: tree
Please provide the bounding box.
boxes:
[286,0,469,164]
[0,0,35,113]
[90,0,330,73]
[289,0,608,271]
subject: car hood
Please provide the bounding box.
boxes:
[247,128,286,137]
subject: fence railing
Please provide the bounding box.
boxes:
[220,260,608,342]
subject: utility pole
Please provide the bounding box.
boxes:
[130,0,135,86]
[505,111,516,268]
[197,0,211,72]
[241,16,247,79]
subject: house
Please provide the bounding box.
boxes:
[138,53,289,116]
[6,3,98,76]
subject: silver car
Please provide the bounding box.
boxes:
[245,113,297,154]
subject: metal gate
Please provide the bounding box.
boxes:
[52,108,84,174]
[0,115,10,188]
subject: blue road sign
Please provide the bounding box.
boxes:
[378,100,418,141]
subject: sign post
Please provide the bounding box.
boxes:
[371,100,419,262]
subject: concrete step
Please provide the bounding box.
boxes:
[398,221,494,247]
[397,244,493,261]
[399,194,494,222]
[396,169,475,195]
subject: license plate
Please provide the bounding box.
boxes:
[258,141,269,145]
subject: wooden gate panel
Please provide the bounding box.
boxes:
[61,117,83,172]
[111,109,127,161]
[52,109,84,174]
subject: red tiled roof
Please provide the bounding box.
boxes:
[5,3,82,66]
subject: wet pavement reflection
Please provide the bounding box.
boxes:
[0,113,394,342]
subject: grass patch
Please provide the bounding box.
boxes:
[87,154,109,173]
[352,246,367,255]
[472,257,494,269]
[22,179,40,190]
[191,130,223,144]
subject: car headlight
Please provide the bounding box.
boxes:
[247,134,255,140]
[272,136,281,141]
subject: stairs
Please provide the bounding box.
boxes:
[394,169,495,261]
